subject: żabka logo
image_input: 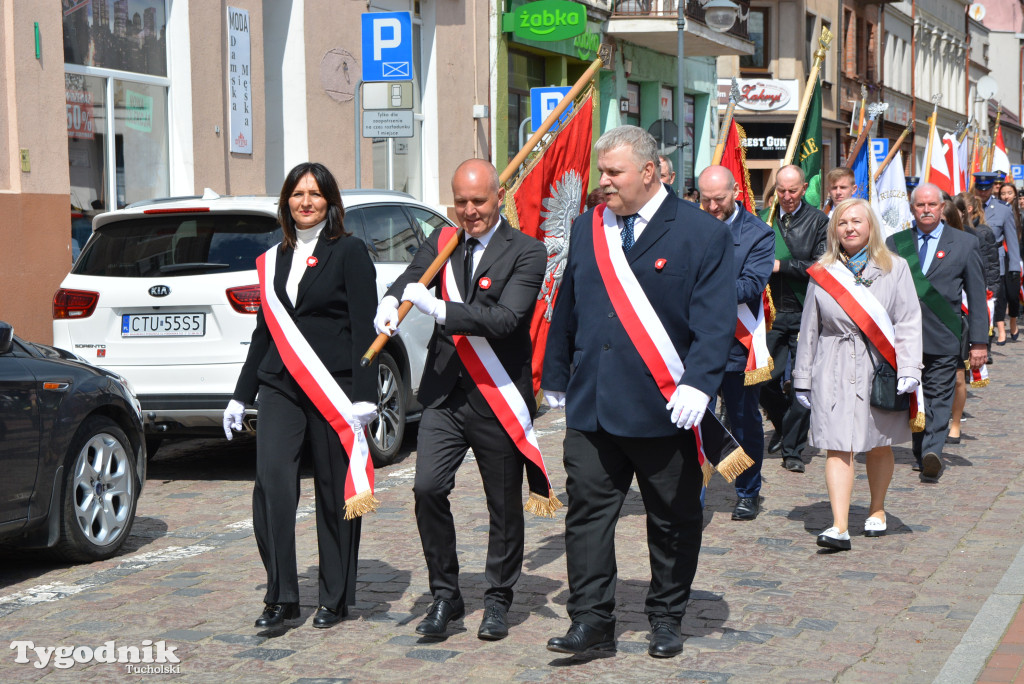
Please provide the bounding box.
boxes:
[10,640,181,672]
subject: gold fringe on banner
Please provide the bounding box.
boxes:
[743,358,774,386]
[765,285,776,331]
[524,491,564,518]
[716,447,755,483]
[700,459,715,488]
[344,491,381,520]
[965,360,990,388]
[910,409,925,433]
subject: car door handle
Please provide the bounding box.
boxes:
[42,381,71,392]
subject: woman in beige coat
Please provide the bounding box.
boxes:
[792,199,922,551]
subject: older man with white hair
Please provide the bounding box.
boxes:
[885,182,987,480]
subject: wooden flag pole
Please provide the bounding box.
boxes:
[844,103,888,168]
[873,124,912,181]
[985,106,1002,173]
[360,54,605,367]
[765,25,833,225]
[922,94,940,183]
[712,79,741,165]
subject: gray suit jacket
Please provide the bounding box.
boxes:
[984,197,1020,275]
[886,225,987,357]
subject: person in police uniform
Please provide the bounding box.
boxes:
[973,171,1020,345]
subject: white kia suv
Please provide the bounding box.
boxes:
[53,189,451,466]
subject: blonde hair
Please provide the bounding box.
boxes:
[819,198,893,273]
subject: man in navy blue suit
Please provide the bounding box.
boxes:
[697,165,774,521]
[542,126,736,659]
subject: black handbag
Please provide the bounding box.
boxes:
[862,333,911,412]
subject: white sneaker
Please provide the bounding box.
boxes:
[816,526,851,551]
[864,516,887,537]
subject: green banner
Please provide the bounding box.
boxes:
[890,229,961,338]
[796,78,822,209]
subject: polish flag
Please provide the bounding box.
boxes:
[942,134,965,194]
[927,125,954,196]
[992,127,1011,177]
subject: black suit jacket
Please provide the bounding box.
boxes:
[542,194,736,438]
[386,218,546,414]
[886,225,986,357]
[233,233,378,404]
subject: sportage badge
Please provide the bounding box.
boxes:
[148,285,171,297]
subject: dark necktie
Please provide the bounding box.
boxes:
[918,233,931,270]
[781,213,792,229]
[463,237,479,295]
[621,213,639,252]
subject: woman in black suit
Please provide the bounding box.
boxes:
[223,162,378,629]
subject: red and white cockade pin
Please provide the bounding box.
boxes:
[306,256,319,267]
[655,258,667,271]
[478,276,492,290]
[935,251,945,260]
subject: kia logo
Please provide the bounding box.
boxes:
[148,285,171,297]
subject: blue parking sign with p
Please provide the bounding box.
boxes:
[361,12,413,82]
[531,86,572,133]
[870,138,889,165]
[1012,165,1024,181]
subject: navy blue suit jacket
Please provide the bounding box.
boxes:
[725,205,775,372]
[542,194,736,438]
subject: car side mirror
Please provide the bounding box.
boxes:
[0,321,12,354]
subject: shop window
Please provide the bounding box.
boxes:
[63,1,169,262]
[625,82,641,127]
[508,50,547,161]
[740,8,769,71]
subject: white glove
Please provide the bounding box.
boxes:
[795,390,811,409]
[349,401,378,432]
[374,295,400,337]
[402,283,443,319]
[896,376,919,395]
[543,390,566,409]
[223,399,245,440]
[666,385,710,430]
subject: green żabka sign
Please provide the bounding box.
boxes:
[502,0,586,42]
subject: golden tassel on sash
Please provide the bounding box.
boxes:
[524,491,564,518]
[716,447,756,483]
[344,490,381,520]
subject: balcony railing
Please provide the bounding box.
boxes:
[612,0,750,42]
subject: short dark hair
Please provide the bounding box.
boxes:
[277,162,348,250]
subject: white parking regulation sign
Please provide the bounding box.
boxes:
[362,110,414,138]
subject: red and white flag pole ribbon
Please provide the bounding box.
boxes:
[257,248,378,519]
[736,294,773,385]
[436,227,562,517]
[961,291,991,388]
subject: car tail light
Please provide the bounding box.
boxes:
[53,289,99,319]
[226,285,261,313]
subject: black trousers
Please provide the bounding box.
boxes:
[912,353,959,462]
[562,427,703,632]
[413,387,525,609]
[759,309,811,461]
[253,379,361,612]
[994,270,1021,322]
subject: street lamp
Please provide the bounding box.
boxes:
[676,0,741,192]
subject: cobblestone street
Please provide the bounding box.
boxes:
[4,343,1024,682]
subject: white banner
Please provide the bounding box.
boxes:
[872,151,913,238]
[228,7,252,154]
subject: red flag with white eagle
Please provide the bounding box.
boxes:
[503,86,594,395]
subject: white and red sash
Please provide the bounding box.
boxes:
[961,291,992,388]
[436,226,561,516]
[736,292,773,385]
[807,262,925,432]
[256,247,377,519]
[591,206,719,480]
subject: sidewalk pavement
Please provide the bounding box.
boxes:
[4,343,1024,681]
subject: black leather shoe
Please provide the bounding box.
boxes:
[648,622,683,658]
[921,452,942,479]
[732,497,760,521]
[945,435,961,445]
[254,602,300,628]
[767,432,782,454]
[477,604,509,640]
[782,457,805,473]
[415,599,465,638]
[312,605,345,629]
[547,622,615,655]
